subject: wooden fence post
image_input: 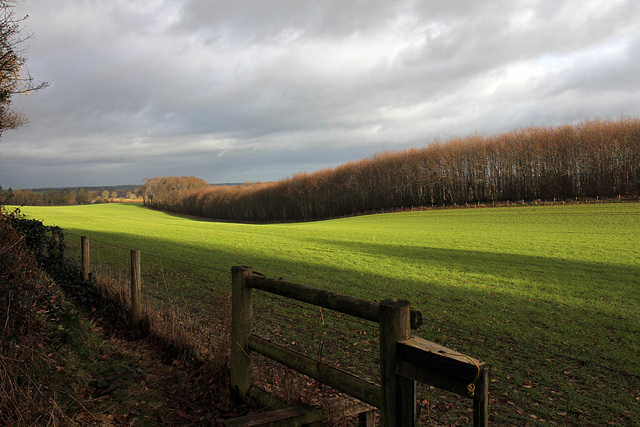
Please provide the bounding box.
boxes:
[130,249,144,338]
[81,236,90,282]
[379,298,415,427]
[231,266,253,403]
[51,228,63,259]
[473,367,489,426]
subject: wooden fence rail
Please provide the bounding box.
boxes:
[231,266,489,427]
[247,273,423,329]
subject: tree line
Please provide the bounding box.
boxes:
[138,176,211,208]
[1,186,140,206]
[146,118,639,222]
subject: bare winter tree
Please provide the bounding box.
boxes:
[0,0,48,136]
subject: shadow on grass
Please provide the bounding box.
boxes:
[59,226,640,424]
[303,237,639,302]
[62,227,640,350]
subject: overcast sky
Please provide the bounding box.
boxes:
[1,0,639,189]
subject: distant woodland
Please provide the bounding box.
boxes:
[1,185,140,206]
[139,118,640,222]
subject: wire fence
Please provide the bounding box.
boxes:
[62,231,640,426]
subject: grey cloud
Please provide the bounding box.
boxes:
[176,0,407,41]
[1,0,639,188]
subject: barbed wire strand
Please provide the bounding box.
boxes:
[256,289,379,331]
[64,230,230,276]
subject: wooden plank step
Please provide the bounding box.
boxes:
[222,405,323,427]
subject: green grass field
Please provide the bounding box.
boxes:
[12,202,640,424]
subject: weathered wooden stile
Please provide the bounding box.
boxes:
[229,266,489,426]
